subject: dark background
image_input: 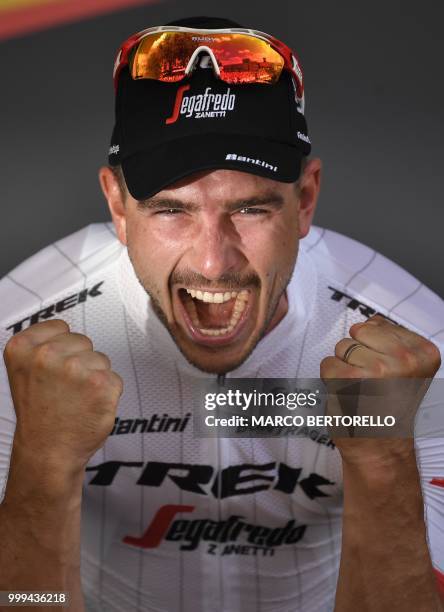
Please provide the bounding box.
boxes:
[1,0,443,296]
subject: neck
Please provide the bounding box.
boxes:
[264,291,289,336]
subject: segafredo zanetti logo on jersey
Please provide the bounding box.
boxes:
[166,84,236,124]
[121,504,307,555]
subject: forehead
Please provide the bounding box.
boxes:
[152,169,295,205]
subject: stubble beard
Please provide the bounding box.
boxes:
[127,249,296,374]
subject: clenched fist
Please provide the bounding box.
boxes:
[320,315,441,458]
[321,314,441,380]
[3,319,123,471]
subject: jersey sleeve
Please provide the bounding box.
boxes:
[416,348,444,594]
[0,349,16,503]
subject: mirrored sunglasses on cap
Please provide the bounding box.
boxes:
[113,26,305,111]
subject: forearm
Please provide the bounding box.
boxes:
[0,442,85,612]
[335,441,442,612]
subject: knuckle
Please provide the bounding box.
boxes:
[63,355,83,377]
[44,319,70,332]
[86,370,122,408]
[320,356,332,369]
[36,319,70,334]
[320,356,338,377]
[351,325,368,343]
[422,341,442,370]
[371,314,387,324]
[86,369,108,389]
[59,331,93,351]
[392,343,417,367]
[334,339,348,357]
[95,351,112,368]
[73,333,94,350]
[371,358,388,377]
[402,348,419,372]
[110,372,124,396]
[33,342,57,368]
[355,316,376,331]
[4,333,30,361]
[349,321,365,336]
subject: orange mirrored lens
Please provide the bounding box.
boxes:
[132,32,197,82]
[131,31,285,85]
[211,34,284,84]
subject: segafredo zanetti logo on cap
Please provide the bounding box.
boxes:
[166,85,236,125]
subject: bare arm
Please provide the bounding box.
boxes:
[0,442,85,612]
[334,441,443,612]
[321,315,443,611]
[0,319,122,612]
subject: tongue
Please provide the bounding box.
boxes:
[195,298,235,328]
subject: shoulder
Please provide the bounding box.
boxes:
[0,222,122,335]
[302,226,444,343]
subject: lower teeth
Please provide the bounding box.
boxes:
[186,291,248,336]
[199,324,235,337]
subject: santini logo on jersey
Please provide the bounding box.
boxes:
[166,85,236,124]
[110,413,191,435]
[226,153,278,173]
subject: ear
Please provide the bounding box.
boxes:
[98,166,127,246]
[297,157,322,239]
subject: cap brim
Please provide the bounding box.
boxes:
[121,134,303,200]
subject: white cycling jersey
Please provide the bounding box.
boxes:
[0,223,443,612]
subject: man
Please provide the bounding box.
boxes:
[0,15,443,612]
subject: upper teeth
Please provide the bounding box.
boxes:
[185,289,249,304]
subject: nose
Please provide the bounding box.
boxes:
[189,213,246,282]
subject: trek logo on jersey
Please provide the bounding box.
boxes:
[166,85,236,124]
[328,286,398,324]
[122,504,307,556]
[85,460,335,501]
[6,281,105,335]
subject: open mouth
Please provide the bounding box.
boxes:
[177,287,251,343]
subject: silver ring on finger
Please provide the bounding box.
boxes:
[343,342,364,364]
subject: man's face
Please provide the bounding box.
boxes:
[102,166,320,373]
